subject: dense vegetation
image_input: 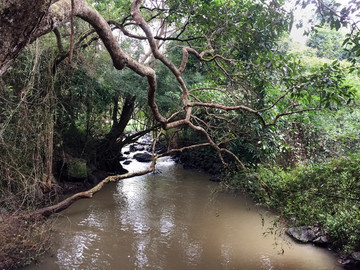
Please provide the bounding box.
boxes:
[0,0,359,268]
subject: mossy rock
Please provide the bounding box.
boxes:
[67,158,87,180]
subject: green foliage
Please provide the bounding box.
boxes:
[168,0,291,54]
[165,0,293,95]
[272,69,360,166]
[306,27,349,60]
[298,0,360,66]
[54,48,149,146]
[302,109,360,161]
[227,153,360,253]
[153,62,184,115]
[89,0,131,20]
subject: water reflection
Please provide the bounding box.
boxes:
[260,255,275,270]
[79,212,105,231]
[159,209,175,237]
[220,243,232,268]
[28,158,343,270]
[55,232,102,269]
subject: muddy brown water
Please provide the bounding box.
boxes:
[28,157,343,270]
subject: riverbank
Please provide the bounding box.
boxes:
[0,138,154,269]
[222,152,360,269]
[175,146,360,268]
[175,145,224,176]
[0,213,52,269]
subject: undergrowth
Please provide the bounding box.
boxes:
[0,215,52,269]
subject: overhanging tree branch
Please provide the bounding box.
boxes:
[0,0,344,218]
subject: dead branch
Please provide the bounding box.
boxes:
[32,165,156,217]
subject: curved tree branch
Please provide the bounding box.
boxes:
[1,0,327,219]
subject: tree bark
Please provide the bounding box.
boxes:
[0,0,84,76]
[0,0,51,75]
[94,95,136,173]
[105,95,136,146]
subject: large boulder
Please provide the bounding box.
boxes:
[130,144,145,152]
[338,252,360,267]
[286,226,329,245]
[67,158,87,181]
[123,160,132,165]
[133,153,152,162]
[287,226,316,243]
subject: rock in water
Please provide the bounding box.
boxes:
[130,144,145,152]
[133,153,152,162]
[286,226,316,243]
[67,158,87,181]
[286,226,330,246]
[352,252,360,262]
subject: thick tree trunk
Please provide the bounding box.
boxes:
[94,95,136,173]
[106,95,136,146]
[0,0,51,75]
[0,0,87,77]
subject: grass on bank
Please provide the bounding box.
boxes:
[225,152,360,253]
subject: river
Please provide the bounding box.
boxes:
[28,156,343,269]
